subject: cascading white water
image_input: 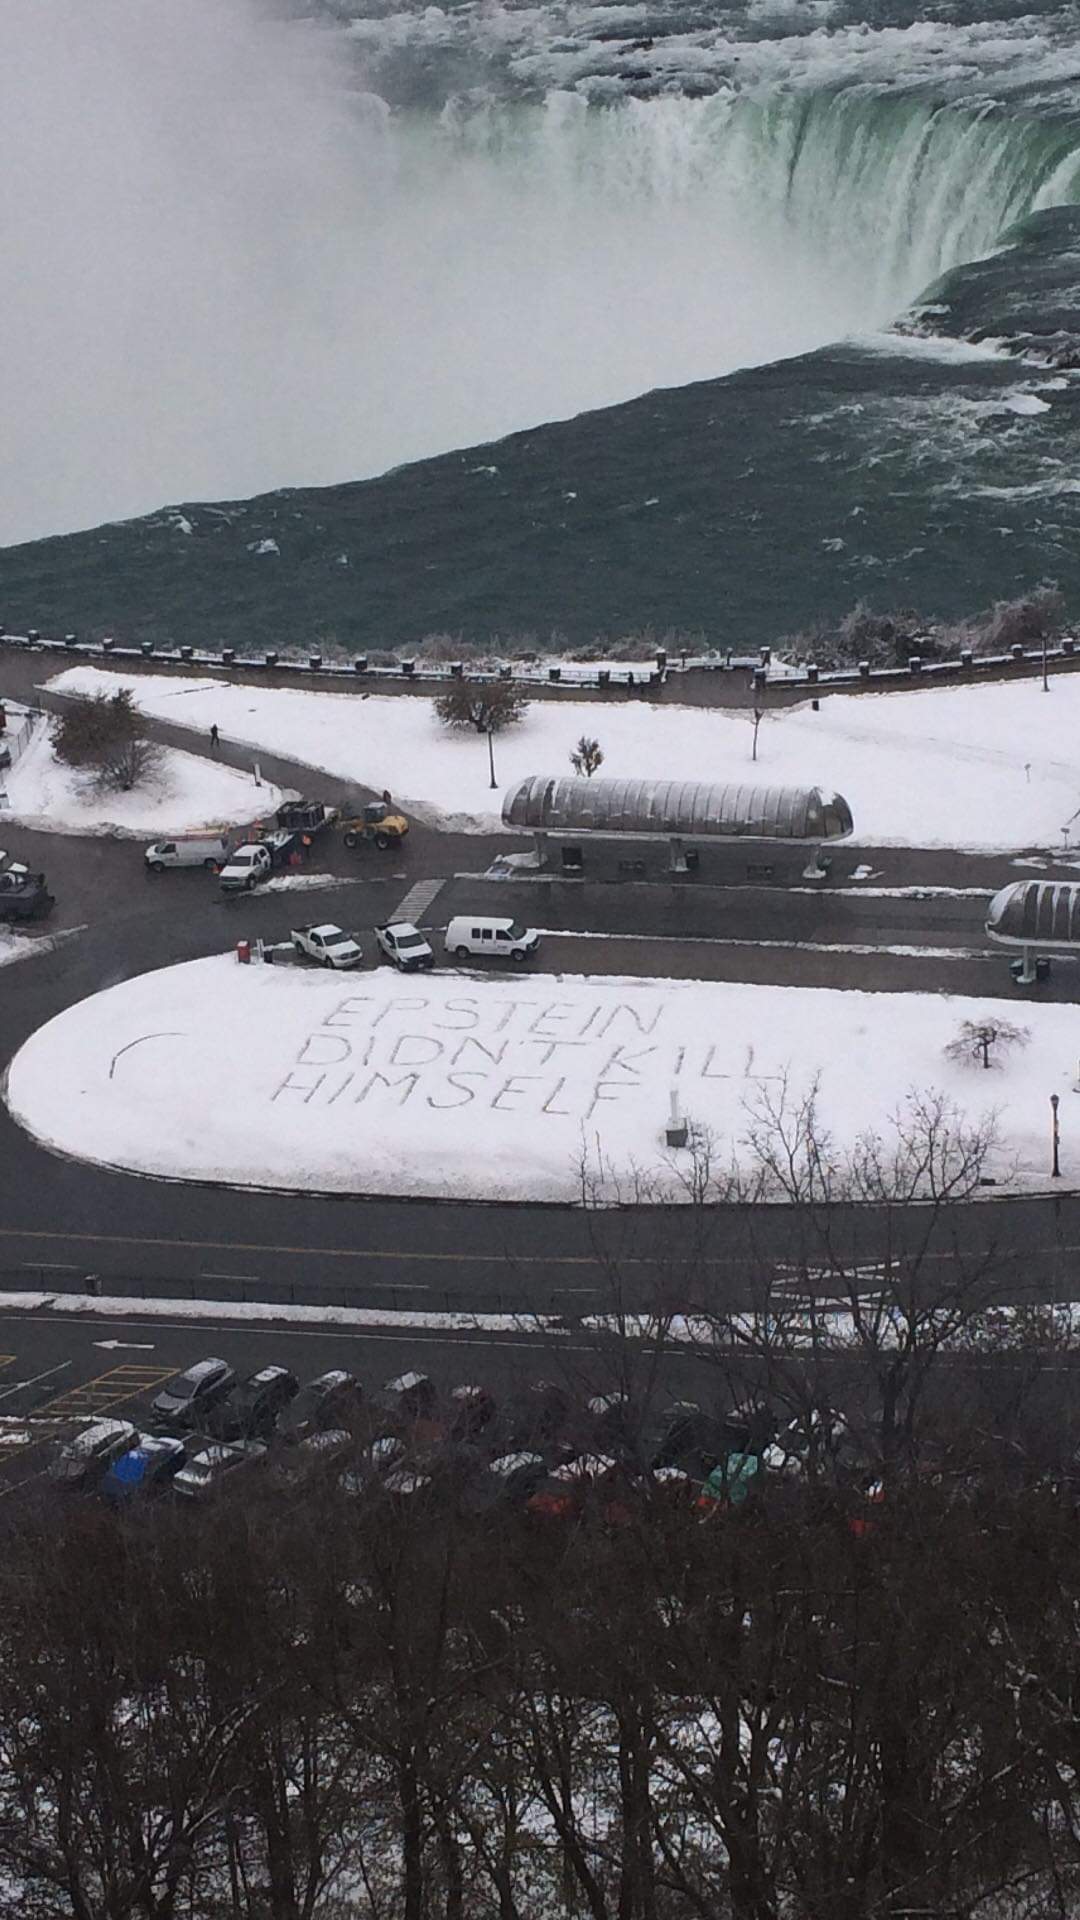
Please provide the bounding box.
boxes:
[3,0,1080,545]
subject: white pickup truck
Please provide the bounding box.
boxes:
[291,923,363,970]
[374,921,435,972]
[218,843,272,893]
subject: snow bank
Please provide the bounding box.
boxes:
[0,713,284,837]
[5,954,1076,1202]
[46,664,1080,850]
[0,930,54,969]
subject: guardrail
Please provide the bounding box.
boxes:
[3,624,1078,698]
[0,1264,512,1317]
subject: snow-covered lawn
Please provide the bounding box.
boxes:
[45,663,1080,850]
[0,711,285,837]
[6,954,1076,1202]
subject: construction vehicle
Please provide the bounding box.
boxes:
[0,869,54,921]
[342,800,409,852]
[274,799,338,838]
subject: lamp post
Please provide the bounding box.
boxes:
[486,724,497,791]
[1051,1092,1061,1178]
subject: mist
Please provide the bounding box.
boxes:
[0,0,885,549]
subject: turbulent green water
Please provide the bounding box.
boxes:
[5,0,1080,644]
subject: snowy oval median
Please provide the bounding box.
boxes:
[4,956,1080,1202]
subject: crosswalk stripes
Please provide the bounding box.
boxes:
[391,878,445,926]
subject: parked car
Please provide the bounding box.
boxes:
[48,1418,139,1489]
[717,1399,782,1458]
[526,1453,619,1521]
[365,1433,407,1475]
[464,1450,547,1514]
[649,1401,711,1471]
[586,1391,638,1455]
[151,1358,237,1428]
[374,921,434,971]
[762,1406,852,1476]
[209,1366,298,1441]
[374,1371,438,1424]
[449,1384,496,1439]
[276,1428,353,1484]
[291,923,363,969]
[218,843,271,893]
[342,801,409,851]
[445,916,539,964]
[504,1380,569,1451]
[173,1441,267,1501]
[697,1451,762,1511]
[0,869,54,921]
[278,1369,361,1443]
[101,1434,187,1500]
[144,833,230,873]
[382,1465,434,1501]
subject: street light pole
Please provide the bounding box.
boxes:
[487,725,497,790]
[1051,1092,1061,1178]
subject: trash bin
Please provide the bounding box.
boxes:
[237,940,251,964]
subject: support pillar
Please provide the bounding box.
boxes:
[801,843,832,882]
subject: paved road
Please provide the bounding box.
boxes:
[4,668,1080,1332]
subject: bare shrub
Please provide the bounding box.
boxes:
[570,736,604,778]
[945,1016,1032,1070]
[434,679,529,734]
[970,584,1066,655]
[51,689,163,793]
[416,631,472,663]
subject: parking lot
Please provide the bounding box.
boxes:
[0,1300,709,1495]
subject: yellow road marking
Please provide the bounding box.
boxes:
[40,1365,176,1421]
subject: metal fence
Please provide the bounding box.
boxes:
[4,624,1080,699]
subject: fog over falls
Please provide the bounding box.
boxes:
[4,0,1080,547]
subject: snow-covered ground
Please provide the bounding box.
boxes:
[0,929,56,969]
[45,664,1080,850]
[5,954,1076,1202]
[0,711,285,836]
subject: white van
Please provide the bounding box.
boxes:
[145,833,231,873]
[444,916,540,964]
[218,843,272,893]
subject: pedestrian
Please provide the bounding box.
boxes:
[210,723,220,754]
[381,788,392,806]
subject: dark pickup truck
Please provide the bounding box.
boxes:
[0,870,54,922]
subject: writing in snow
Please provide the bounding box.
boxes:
[271,990,766,1121]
